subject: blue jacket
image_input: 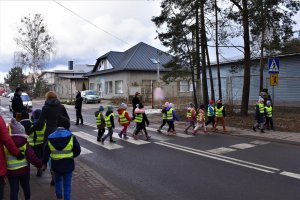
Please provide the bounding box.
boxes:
[43,128,81,174]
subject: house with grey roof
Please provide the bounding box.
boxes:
[85,42,183,101]
[40,61,92,99]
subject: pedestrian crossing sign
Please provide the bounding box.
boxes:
[268,58,279,74]
[270,74,278,86]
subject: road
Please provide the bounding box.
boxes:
[1,97,300,200]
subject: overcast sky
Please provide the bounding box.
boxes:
[0,0,299,83]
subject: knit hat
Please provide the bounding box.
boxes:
[200,104,205,109]
[266,100,271,105]
[107,105,113,112]
[99,105,104,111]
[164,102,169,107]
[209,100,214,105]
[258,96,264,102]
[57,115,70,129]
[217,99,222,104]
[120,102,127,109]
[138,103,144,109]
[10,118,25,135]
[169,103,174,108]
[189,102,194,107]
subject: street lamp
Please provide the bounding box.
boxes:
[149,58,160,82]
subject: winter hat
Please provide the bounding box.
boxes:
[189,102,194,107]
[45,91,57,100]
[169,103,174,108]
[217,99,222,104]
[99,105,104,111]
[164,102,169,107]
[209,100,214,105]
[10,118,25,135]
[258,96,264,102]
[200,104,205,109]
[21,110,29,120]
[107,105,113,112]
[266,100,271,105]
[32,109,42,120]
[57,115,70,129]
[138,103,144,109]
[120,102,127,109]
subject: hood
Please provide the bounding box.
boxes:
[117,108,125,114]
[45,99,61,107]
[166,106,172,111]
[11,135,28,148]
[48,128,72,150]
[106,110,113,116]
[216,103,223,109]
[135,108,145,114]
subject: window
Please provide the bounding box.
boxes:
[115,80,123,94]
[105,81,113,94]
[89,83,95,91]
[179,80,189,92]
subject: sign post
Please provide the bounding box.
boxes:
[268,58,279,106]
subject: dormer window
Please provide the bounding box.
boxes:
[98,59,113,71]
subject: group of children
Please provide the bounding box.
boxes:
[253,97,274,133]
[5,109,80,200]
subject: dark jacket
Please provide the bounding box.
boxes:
[161,107,167,119]
[132,96,140,109]
[19,119,32,135]
[7,135,42,177]
[31,99,69,142]
[0,116,21,176]
[75,93,83,111]
[12,93,24,114]
[105,111,115,128]
[95,111,105,129]
[43,128,81,174]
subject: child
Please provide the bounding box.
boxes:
[213,99,227,132]
[5,118,42,200]
[95,106,106,142]
[117,103,131,139]
[264,100,274,130]
[19,110,32,135]
[29,109,46,177]
[133,103,150,140]
[193,104,207,135]
[205,100,216,129]
[184,103,196,134]
[253,97,265,133]
[166,103,179,135]
[157,102,169,133]
[43,115,81,200]
[101,105,116,144]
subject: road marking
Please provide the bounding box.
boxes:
[114,127,169,141]
[280,171,300,180]
[250,140,270,145]
[207,147,236,154]
[155,141,275,173]
[73,131,123,150]
[93,129,151,145]
[156,141,280,172]
[146,127,193,138]
[80,146,93,155]
[230,143,256,149]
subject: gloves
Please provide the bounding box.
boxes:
[16,152,25,160]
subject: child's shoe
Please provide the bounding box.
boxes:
[157,129,162,133]
[110,140,116,143]
[146,135,151,141]
[118,131,123,138]
[123,135,129,140]
[133,134,138,140]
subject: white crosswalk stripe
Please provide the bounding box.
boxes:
[230,143,256,149]
[207,147,236,154]
[146,127,193,138]
[80,146,93,155]
[114,127,169,141]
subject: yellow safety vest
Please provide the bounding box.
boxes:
[215,106,224,117]
[96,112,104,126]
[134,113,143,123]
[105,113,114,128]
[265,106,272,117]
[167,108,174,120]
[28,123,46,146]
[119,111,129,125]
[5,144,28,170]
[48,136,73,160]
[207,106,215,117]
[258,103,265,114]
[186,108,195,118]
[197,112,205,121]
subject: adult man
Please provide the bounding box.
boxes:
[12,87,24,118]
[132,92,141,117]
[74,91,83,125]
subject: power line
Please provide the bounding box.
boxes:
[53,0,131,46]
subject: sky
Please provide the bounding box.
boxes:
[0,0,300,83]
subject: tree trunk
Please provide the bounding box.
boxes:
[259,36,265,92]
[205,43,215,101]
[194,1,201,108]
[200,0,209,107]
[241,0,251,116]
[215,0,222,100]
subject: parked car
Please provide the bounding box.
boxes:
[81,90,100,104]
[9,92,33,112]
[7,92,14,99]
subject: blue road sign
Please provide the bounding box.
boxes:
[268,58,279,74]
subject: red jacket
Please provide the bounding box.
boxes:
[0,116,20,176]
[117,108,131,126]
[7,135,42,176]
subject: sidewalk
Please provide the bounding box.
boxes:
[3,159,130,200]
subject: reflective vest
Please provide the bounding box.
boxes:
[197,112,205,121]
[134,113,143,123]
[167,108,174,120]
[28,123,46,146]
[258,103,265,114]
[48,136,73,160]
[207,106,215,117]
[162,112,167,120]
[265,106,272,117]
[119,111,129,125]
[96,112,104,126]
[5,144,28,170]
[105,113,114,128]
[186,108,195,119]
[215,106,224,117]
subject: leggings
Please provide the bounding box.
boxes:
[159,119,167,129]
[167,121,175,132]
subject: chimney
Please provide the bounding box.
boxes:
[68,61,74,70]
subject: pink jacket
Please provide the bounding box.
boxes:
[196,109,206,122]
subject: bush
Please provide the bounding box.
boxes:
[111,96,127,106]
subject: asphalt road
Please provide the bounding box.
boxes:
[1,97,300,200]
